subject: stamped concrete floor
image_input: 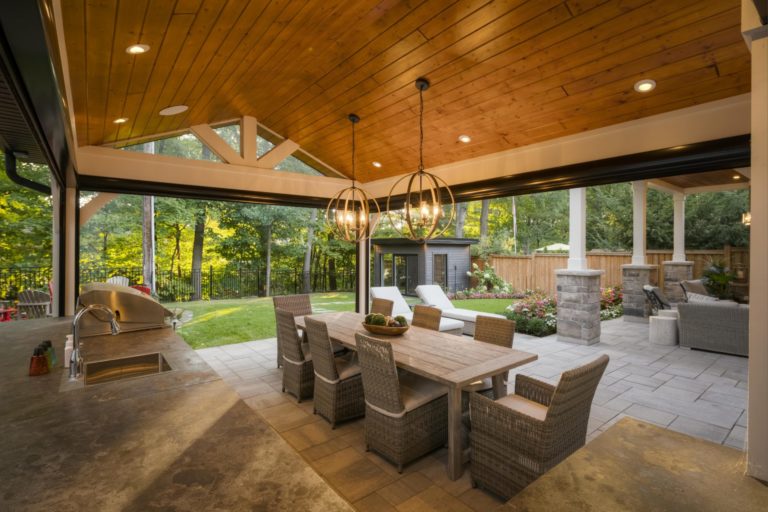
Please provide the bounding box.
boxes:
[195,318,749,511]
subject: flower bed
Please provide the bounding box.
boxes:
[503,287,624,337]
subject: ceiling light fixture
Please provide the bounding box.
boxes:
[325,114,380,243]
[733,174,741,180]
[386,78,455,242]
[159,105,189,116]
[372,161,382,168]
[113,117,128,124]
[634,79,656,93]
[458,134,471,143]
[126,44,150,55]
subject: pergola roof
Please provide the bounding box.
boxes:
[58,0,750,183]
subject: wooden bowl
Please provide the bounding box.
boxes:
[361,323,409,336]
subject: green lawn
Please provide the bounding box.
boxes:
[168,293,515,349]
[166,292,355,349]
[450,298,514,315]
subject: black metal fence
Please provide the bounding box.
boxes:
[1,265,355,303]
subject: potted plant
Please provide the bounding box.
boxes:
[702,259,735,299]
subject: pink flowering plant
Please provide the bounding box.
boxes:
[504,292,558,337]
[600,286,624,320]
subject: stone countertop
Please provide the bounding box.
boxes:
[502,417,768,512]
[0,318,352,511]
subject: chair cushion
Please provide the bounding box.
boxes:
[438,317,465,332]
[496,394,548,421]
[687,292,718,303]
[336,358,361,380]
[399,372,447,412]
[442,308,505,323]
[415,285,454,310]
[370,287,412,316]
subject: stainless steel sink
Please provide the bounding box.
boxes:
[84,353,172,385]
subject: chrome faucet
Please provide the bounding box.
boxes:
[70,304,120,380]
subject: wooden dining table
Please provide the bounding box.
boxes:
[295,311,538,480]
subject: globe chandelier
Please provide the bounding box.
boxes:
[386,78,455,241]
[325,113,380,243]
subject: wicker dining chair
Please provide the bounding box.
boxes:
[469,354,609,499]
[464,316,517,401]
[370,298,394,316]
[305,317,365,428]
[276,308,314,402]
[273,294,313,368]
[355,332,448,473]
[411,304,442,331]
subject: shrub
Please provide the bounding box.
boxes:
[702,259,734,299]
[466,262,513,294]
[504,292,557,337]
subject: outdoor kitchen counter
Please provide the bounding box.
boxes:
[0,318,352,511]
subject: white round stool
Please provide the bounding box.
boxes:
[649,315,678,346]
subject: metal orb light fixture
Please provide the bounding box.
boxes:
[387,78,455,242]
[325,114,380,243]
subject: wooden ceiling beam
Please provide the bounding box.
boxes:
[241,115,258,163]
[258,139,300,168]
[189,123,245,164]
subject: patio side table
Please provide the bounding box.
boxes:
[649,315,678,346]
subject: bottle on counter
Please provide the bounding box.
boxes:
[29,346,50,376]
[64,335,73,369]
[41,340,57,368]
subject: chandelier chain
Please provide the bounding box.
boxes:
[418,86,424,172]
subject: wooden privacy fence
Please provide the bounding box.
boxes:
[480,246,748,296]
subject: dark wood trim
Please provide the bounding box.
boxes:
[57,183,66,316]
[77,175,333,209]
[0,0,73,186]
[753,0,768,25]
[385,135,751,208]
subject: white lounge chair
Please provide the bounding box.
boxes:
[415,285,505,336]
[370,286,464,335]
[107,275,130,287]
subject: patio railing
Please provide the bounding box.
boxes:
[0,265,355,302]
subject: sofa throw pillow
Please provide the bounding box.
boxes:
[687,292,718,302]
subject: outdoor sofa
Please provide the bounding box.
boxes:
[677,301,749,356]
[370,286,464,335]
[415,285,506,336]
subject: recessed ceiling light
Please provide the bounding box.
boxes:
[458,134,471,143]
[372,161,382,168]
[634,79,656,93]
[733,174,741,180]
[159,105,188,116]
[126,44,150,55]
[113,117,128,124]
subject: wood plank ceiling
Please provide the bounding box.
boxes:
[61,0,751,183]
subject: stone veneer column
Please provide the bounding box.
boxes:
[663,261,694,302]
[621,264,658,322]
[556,269,603,345]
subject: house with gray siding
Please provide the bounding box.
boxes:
[371,238,477,295]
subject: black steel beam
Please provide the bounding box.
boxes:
[3,151,50,194]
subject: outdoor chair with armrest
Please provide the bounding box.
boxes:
[642,285,673,315]
[415,285,505,336]
[17,289,51,319]
[469,354,609,499]
[355,332,448,473]
[273,294,345,368]
[370,286,464,335]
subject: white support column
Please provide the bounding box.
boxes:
[747,28,768,481]
[631,181,647,265]
[51,177,61,316]
[567,187,587,270]
[64,187,77,316]
[672,192,686,262]
[356,235,371,314]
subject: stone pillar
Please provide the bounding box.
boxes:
[568,187,587,270]
[663,261,694,302]
[556,269,603,345]
[621,264,658,322]
[631,181,647,265]
[672,192,686,262]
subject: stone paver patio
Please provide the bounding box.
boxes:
[194,317,748,510]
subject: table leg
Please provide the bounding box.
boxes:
[492,374,507,399]
[447,386,463,480]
